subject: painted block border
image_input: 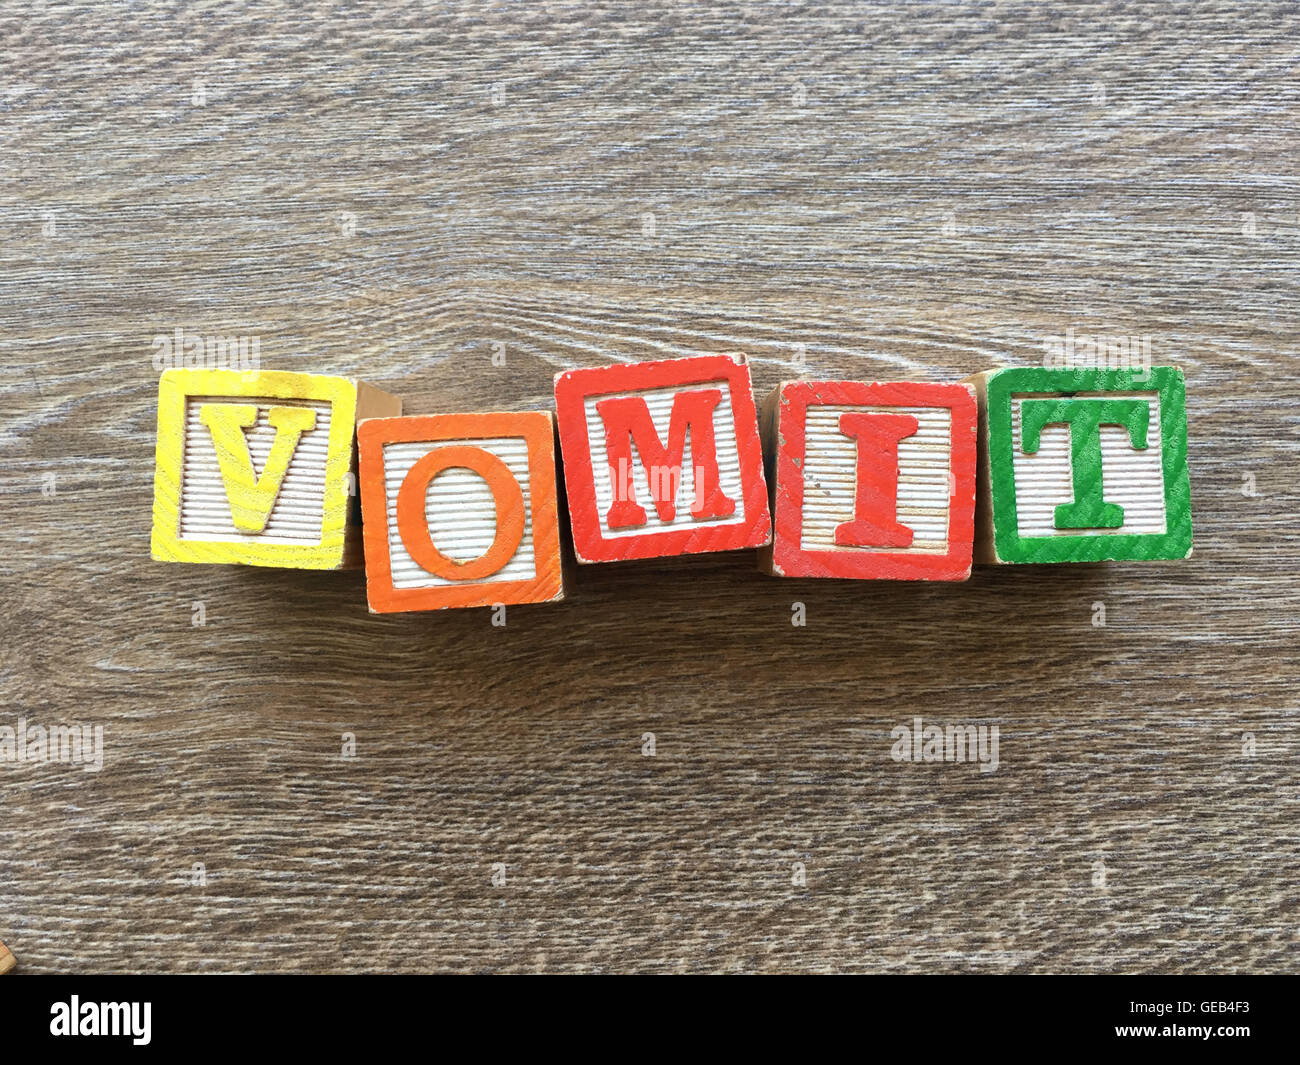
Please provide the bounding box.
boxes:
[986,366,1193,563]
[150,368,358,569]
[553,354,772,563]
[357,411,564,613]
[769,380,977,581]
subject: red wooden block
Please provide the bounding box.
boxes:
[762,380,977,580]
[554,354,772,563]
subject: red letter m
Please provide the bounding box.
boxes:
[595,389,737,529]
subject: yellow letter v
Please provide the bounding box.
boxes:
[199,404,317,533]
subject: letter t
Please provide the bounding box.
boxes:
[1020,397,1150,529]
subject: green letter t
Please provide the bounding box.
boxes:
[1020,398,1151,530]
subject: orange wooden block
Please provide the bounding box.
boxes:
[357,412,564,613]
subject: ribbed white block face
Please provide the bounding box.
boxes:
[381,437,536,589]
[583,381,745,538]
[180,396,332,544]
[799,405,952,554]
[1010,391,1166,537]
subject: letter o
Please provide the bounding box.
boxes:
[396,446,525,581]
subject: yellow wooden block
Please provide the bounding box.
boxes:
[150,368,400,569]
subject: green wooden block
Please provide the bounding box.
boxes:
[971,366,1193,564]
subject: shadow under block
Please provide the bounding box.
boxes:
[966,366,1193,564]
[760,380,977,580]
[150,369,401,569]
[357,411,564,613]
[553,353,772,563]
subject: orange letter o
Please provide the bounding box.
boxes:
[395,446,526,582]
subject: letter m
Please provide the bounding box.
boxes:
[595,389,737,529]
[50,725,81,763]
[103,1003,130,1036]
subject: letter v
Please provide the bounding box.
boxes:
[199,404,316,533]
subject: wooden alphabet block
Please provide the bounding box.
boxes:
[357,411,564,612]
[151,369,400,569]
[0,939,14,975]
[967,366,1193,563]
[760,380,977,580]
[553,354,771,563]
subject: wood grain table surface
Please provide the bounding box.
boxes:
[2,0,1297,974]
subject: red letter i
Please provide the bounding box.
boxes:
[834,411,919,548]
